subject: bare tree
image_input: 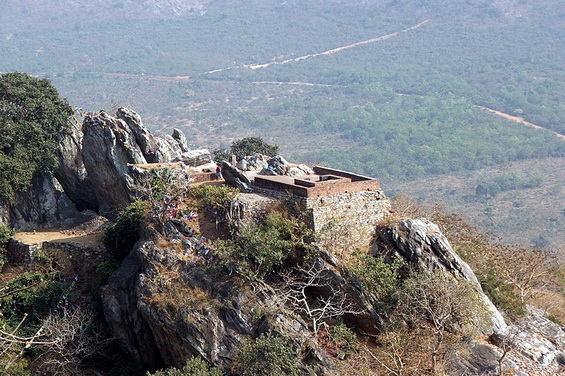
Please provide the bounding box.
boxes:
[275,261,362,335]
[490,246,552,304]
[397,270,486,375]
[492,326,521,376]
[34,308,112,376]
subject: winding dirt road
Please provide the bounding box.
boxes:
[478,105,565,141]
[203,20,430,74]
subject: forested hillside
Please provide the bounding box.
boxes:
[1,0,563,248]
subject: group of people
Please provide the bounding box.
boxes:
[168,203,214,264]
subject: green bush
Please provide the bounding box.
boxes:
[329,322,357,358]
[0,72,72,202]
[0,272,67,333]
[103,200,148,260]
[229,137,279,160]
[235,332,301,376]
[349,253,403,309]
[147,357,223,376]
[0,224,14,270]
[218,212,315,278]
[191,184,239,213]
[479,269,526,321]
[0,224,13,243]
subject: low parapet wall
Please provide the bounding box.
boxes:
[312,166,378,184]
[253,166,380,198]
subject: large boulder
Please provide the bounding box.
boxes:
[221,161,252,192]
[375,218,507,334]
[54,123,98,211]
[116,107,161,163]
[171,128,190,153]
[81,112,146,217]
[267,155,290,175]
[7,171,96,230]
[286,164,315,176]
[237,153,268,171]
[173,149,212,167]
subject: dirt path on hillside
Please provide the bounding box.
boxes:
[202,20,430,75]
[82,72,191,82]
[251,81,334,87]
[14,230,104,247]
[478,105,565,140]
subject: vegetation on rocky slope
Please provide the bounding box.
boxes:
[0,73,72,202]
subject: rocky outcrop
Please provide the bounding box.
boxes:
[81,112,146,217]
[116,107,161,163]
[221,161,252,192]
[493,306,565,368]
[103,239,335,374]
[375,218,507,333]
[237,153,268,171]
[1,107,213,228]
[7,171,96,230]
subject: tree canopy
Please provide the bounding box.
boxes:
[0,72,72,202]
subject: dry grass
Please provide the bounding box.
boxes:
[149,267,213,313]
[529,289,565,324]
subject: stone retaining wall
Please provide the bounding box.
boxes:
[298,190,391,251]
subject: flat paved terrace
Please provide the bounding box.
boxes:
[254,166,380,198]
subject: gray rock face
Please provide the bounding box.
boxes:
[444,338,517,376]
[54,124,98,211]
[7,171,96,230]
[376,218,507,334]
[237,153,268,171]
[221,161,252,192]
[116,107,161,163]
[81,113,146,217]
[174,149,212,167]
[445,339,501,375]
[494,306,565,368]
[172,128,190,153]
[103,240,334,373]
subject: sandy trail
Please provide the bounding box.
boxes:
[202,20,430,75]
[14,230,103,247]
[251,81,334,87]
[478,105,565,140]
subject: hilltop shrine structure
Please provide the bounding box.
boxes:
[249,166,391,250]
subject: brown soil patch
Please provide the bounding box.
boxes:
[14,230,104,247]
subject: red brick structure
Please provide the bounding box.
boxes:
[253,166,380,198]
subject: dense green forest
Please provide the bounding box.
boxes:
[1,0,563,247]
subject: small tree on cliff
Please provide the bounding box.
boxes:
[397,270,487,374]
[0,72,73,202]
[214,137,279,161]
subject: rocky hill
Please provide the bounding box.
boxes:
[2,108,564,375]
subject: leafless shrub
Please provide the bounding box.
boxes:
[34,308,112,376]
